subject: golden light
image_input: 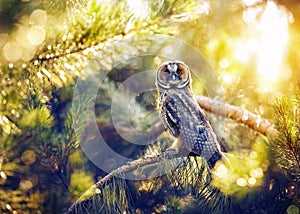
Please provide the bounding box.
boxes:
[234,38,259,62]
[250,167,263,178]
[6,204,12,211]
[0,171,7,180]
[236,178,247,187]
[243,0,262,7]
[248,177,256,186]
[219,58,230,69]
[95,188,101,194]
[126,0,149,19]
[27,26,46,46]
[29,9,47,26]
[256,1,290,81]
[3,42,22,62]
[222,73,233,85]
[215,164,228,178]
[236,1,292,82]
[19,179,33,191]
[21,150,36,165]
[249,151,258,159]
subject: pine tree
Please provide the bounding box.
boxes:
[0,0,299,213]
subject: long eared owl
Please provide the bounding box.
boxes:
[156,60,224,169]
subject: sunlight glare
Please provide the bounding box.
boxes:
[242,0,262,7]
[222,73,232,85]
[234,38,259,62]
[236,1,292,82]
[126,0,150,18]
[256,1,290,81]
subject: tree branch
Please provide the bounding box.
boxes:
[66,96,277,213]
[139,96,276,139]
[66,151,180,213]
[195,96,276,136]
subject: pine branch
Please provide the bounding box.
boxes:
[66,94,275,212]
[24,0,199,89]
[271,93,300,181]
[66,150,181,213]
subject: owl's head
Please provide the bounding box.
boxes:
[156,60,191,90]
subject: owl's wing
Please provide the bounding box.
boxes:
[161,95,181,137]
[160,93,222,169]
[193,124,222,169]
[175,99,222,169]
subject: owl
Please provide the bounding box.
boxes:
[156,60,224,169]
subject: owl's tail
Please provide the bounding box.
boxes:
[206,152,222,169]
[188,151,229,170]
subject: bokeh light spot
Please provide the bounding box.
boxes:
[248,177,256,186]
[29,10,47,26]
[250,168,263,178]
[219,59,230,69]
[215,164,228,178]
[27,26,46,46]
[19,179,33,191]
[6,204,12,211]
[237,178,247,187]
[0,171,7,184]
[242,0,262,7]
[222,73,232,84]
[0,34,8,47]
[21,150,36,165]
[250,151,258,159]
[3,42,22,62]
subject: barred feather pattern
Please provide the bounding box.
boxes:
[158,88,222,169]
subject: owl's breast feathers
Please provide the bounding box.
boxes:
[158,90,222,169]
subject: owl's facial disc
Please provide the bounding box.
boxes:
[157,61,190,89]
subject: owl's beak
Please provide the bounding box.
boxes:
[171,73,177,81]
[168,72,180,86]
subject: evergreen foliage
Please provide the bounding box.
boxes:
[0,0,299,213]
[271,85,300,181]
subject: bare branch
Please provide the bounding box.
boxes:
[195,96,277,137]
[140,96,276,138]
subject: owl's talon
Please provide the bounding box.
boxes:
[144,154,156,159]
[166,148,177,152]
[161,149,178,159]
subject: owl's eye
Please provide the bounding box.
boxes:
[176,69,182,76]
[164,69,171,76]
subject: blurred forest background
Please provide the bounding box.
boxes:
[0,0,299,213]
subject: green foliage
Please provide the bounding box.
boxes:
[0,0,205,212]
[70,176,131,214]
[212,138,269,198]
[70,156,229,214]
[165,196,182,214]
[1,0,300,213]
[19,106,53,129]
[287,204,300,214]
[70,170,94,198]
[271,85,300,181]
